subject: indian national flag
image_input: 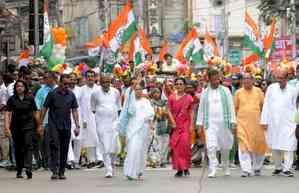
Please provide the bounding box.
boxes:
[204,29,220,61]
[39,2,53,61]
[263,17,276,58]
[243,10,263,65]
[103,0,137,52]
[129,28,152,65]
[159,39,169,61]
[175,27,199,64]
[191,38,204,65]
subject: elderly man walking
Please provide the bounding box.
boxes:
[261,68,298,177]
[234,73,267,177]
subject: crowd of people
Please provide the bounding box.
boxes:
[0,54,299,181]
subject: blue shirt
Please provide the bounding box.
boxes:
[44,87,78,130]
[35,84,56,126]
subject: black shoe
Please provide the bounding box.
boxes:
[87,162,96,169]
[16,172,23,179]
[263,158,270,165]
[174,171,183,178]
[96,161,104,169]
[51,173,59,180]
[272,169,282,176]
[66,164,74,170]
[282,171,294,177]
[183,170,190,176]
[295,165,299,171]
[25,170,32,179]
[254,170,261,176]
[59,173,67,180]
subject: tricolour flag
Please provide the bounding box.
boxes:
[103,0,137,52]
[263,17,276,58]
[129,28,152,65]
[190,38,204,65]
[159,39,169,61]
[39,2,53,61]
[243,10,263,64]
[175,27,199,64]
[204,29,220,61]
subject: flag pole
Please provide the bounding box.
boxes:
[34,0,40,57]
[99,0,109,72]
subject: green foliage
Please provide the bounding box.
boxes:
[258,0,294,25]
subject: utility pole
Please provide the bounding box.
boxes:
[34,0,39,57]
[56,0,63,27]
[99,0,109,70]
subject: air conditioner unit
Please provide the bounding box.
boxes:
[211,0,224,7]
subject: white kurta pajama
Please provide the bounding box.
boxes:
[123,98,154,179]
[79,84,100,163]
[197,86,235,176]
[261,83,298,172]
[68,86,82,164]
[90,87,121,175]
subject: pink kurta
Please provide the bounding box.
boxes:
[168,94,193,171]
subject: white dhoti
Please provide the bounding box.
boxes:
[273,150,294,172]
[67,139,81,164]
[238,148,265,174]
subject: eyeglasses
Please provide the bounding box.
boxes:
[175,83,184,86]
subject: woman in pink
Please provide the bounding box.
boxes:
[168,77,193,177]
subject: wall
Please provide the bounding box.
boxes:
[192,0,259,37]
[63,0,100,53]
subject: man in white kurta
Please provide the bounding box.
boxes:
[197,69,236,178]
[261,69,298,177]
[67,74,82,169]
[90,75,120,178]
[79,71,100,167]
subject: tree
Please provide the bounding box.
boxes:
[258,0,289,25]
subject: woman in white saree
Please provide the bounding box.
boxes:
[121,84,154,180]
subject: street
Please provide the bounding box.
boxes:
[0,166,298,193]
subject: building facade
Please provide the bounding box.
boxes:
[192,0,260,64]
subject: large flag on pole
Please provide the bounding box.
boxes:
[263,17,276,58]
[39,2,53,61]
[103,0,137,52]
[204,29,220,61]
[175,27,199,64]
[159,39,169,61]
[191,38,204,65]
[129,27,152,66]
[243,10,263,65]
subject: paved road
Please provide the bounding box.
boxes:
[0,166,298,193]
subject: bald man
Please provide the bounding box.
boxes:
[261,68,299,177]
[90,74,121,178]
[235,73,266,177]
